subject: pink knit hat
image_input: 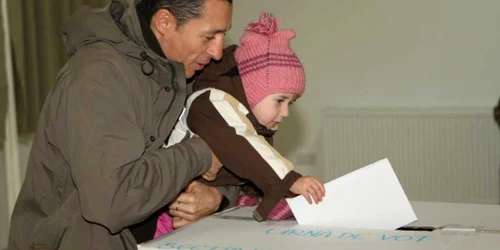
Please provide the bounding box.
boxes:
[235,13,306,109]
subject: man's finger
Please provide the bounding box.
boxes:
[169,208,197,221]
[172,217,192,229]
[174,180,222,220]
[169,193,196,210]
[169,200,199,215]
[202,173,216,181]
[185,181,200,192]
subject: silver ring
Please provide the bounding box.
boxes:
[175,201,180,211]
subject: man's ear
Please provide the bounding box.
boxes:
[151,8,177,36]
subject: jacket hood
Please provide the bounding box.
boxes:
[195,45,277,138]
[62,0,149,57]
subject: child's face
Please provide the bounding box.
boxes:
[252,93,298,130]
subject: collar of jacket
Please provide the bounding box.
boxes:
[135,2,165,59]
[110,0,186,85]
[214,46,277,138]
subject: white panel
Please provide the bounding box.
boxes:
[319,108,500,204]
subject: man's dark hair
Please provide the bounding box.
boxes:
[139,0,233,27]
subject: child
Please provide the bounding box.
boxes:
[157,13,325,238]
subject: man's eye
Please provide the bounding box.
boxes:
[205,36,215,41]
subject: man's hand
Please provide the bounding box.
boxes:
[168,181,223,228]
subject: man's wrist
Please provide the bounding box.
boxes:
[209,186,224,213]
[216,196,230,213]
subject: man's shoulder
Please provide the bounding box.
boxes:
[69,43,134,74]
[51,43,146,104]
[60,43,144,91]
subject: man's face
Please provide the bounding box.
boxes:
[155,0,232,78]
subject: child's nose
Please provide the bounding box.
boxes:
[280,106,290,118]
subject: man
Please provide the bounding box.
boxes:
[8,0,234,249]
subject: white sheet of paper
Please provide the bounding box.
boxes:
[286,158,417,230]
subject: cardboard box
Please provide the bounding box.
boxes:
[138,201,500,250]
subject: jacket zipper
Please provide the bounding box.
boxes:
[156,62,178,133]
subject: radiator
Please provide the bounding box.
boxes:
[318,108,500,204]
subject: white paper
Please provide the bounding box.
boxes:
[286,158,417,230]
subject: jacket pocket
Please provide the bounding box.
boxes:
[31,218,69,250]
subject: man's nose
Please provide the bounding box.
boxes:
[207,36,224,60]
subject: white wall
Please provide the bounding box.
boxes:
[0,140,31,249]
[225,0,500,171]
[0,148,8,249]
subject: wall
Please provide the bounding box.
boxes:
[0,0,7,142]
[0,140,31,249]
[0,147,7,249]
[225,0,500,172]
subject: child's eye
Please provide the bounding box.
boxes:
[204,36,215,41]
[276,99,285,104]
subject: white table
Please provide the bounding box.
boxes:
[138,201,500,250]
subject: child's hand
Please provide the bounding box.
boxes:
[290,176,325,204]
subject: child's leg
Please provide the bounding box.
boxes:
[154,213,175,239]
[237,195,294,221]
